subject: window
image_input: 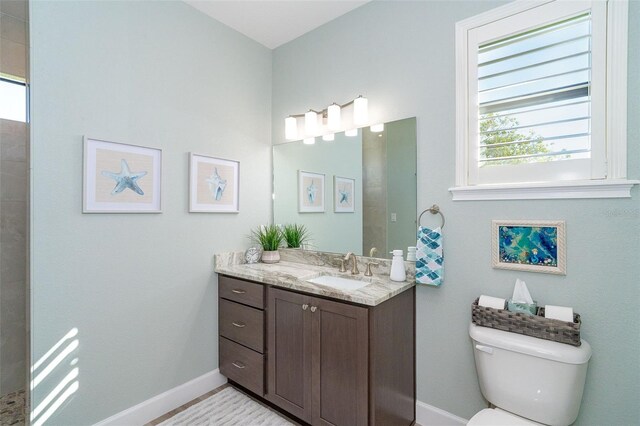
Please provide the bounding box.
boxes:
[453,0,637,200]
[0,77,27,123]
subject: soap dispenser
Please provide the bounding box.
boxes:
[389,250,406,282]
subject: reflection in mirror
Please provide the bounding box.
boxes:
[273,117,417,259]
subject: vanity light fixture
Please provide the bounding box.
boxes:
[285,116,298,140]
[322,133,335,141]
[327,103,341,130]
[305,110,319,135]
[284,95,369,141]
[303,137,316,145]
[345,128,358,137]
[353,95,368,125]
[370,123,384,132]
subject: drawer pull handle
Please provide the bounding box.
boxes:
[231,289,246,294]
[302,304,309,310]
[310,306,317,313]
[232,362,246,369]
[232,322,246,328]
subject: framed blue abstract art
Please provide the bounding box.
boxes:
[298,170,325,213]
[189,153,239,213]
[491,220,566,275]
[83,137,162,213]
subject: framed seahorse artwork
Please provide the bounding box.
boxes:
[298,170,325,213]
[83,136,162,213]
[189,153,239,213]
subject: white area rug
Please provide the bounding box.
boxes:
[158,387,295,425]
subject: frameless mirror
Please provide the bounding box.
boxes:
[273,117,417,259]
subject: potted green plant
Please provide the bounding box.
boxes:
[251,224,284,263]
[282,223,310,249]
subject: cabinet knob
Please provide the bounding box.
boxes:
[231,289,246,294]
[302,304,309,310]
[310,306,317,313]
[232,361,246,369]
[232,322,246,328]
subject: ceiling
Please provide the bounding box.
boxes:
[184,1,369,49]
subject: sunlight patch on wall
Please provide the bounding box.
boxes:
[30,328,80,426]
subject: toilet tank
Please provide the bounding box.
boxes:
[469,324,591,426]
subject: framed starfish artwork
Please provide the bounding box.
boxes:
[333,176,355,213]
[83,137,162,213]
[298,170,325,213]
[189,153,239,213]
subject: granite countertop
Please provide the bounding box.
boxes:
[214,249,415,306]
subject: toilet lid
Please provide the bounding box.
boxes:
[468,408,540,425]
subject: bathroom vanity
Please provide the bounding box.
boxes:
[215,250,416,425]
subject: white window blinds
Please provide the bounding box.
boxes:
[478,13,592,167]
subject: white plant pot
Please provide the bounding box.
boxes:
[261,250,280,264]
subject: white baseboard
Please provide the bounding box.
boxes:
[416,399,468,426]
[94,369,227,426]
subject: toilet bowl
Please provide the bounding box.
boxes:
[468,323,591,426]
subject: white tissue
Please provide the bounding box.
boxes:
[512,278,534,304]
[545,305,574,322]
[479,295,506,310]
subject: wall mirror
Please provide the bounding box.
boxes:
[273,117,417,259]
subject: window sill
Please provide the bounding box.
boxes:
[449,179,640,201]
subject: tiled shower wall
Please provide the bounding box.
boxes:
[0,0,28,394]
[362,128,388,256]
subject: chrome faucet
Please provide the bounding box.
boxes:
[344,252,360,275]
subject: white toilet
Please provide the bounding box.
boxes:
[468,323,592,426]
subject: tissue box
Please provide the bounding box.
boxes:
[507,299,538,315]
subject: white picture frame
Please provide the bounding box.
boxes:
[83,137,162,213]
[334,176,355,213]
[492,220,566,275]
[189,153,239,213]
[298,170,325,213]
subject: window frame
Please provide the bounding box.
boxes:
[451,0,637,200]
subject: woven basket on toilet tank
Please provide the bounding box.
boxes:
[471,298,581,346]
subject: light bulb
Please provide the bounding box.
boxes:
[370,123,384,132]
[285,116,298,140]
[303,137,316,145]
[305,110,318,135]
[322,133,335,141]
[345,128,358,137]
[353,96,368,125]
[327,103,341,130]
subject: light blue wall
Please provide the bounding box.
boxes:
[273,1,639,424]
[29,1,271,423]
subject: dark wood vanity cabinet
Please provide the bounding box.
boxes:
[266,287,369,425]
[218,276,266,396]
[218,274,415,425]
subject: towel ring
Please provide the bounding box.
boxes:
[418,204,445,229]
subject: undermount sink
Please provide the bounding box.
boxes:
[305,273,372,292]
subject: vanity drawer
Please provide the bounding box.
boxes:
[219,337,264,396]
[219,275,264,309]
[219,299,264,353]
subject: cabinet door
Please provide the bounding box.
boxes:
[311,297,368,426]
[266,287,312,423]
